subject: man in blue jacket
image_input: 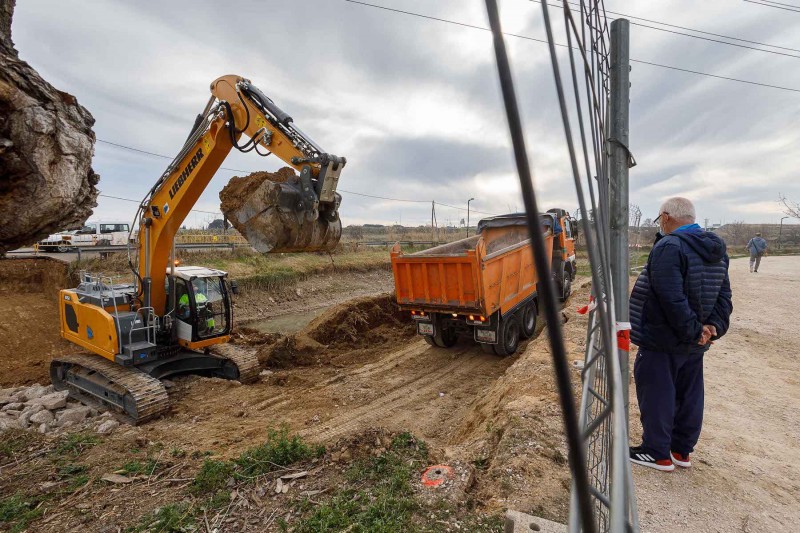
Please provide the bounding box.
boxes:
[746,233,767,273]
[629,197,733,472]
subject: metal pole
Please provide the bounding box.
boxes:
[609,18,632,416]
[780,216,788,250]
[467,198,475,237]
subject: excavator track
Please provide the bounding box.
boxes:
[50,354,170,425]
[208,344,261,384]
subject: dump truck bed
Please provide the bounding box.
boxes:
[391,215,555,318]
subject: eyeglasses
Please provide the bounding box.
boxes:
[654,211,669,223]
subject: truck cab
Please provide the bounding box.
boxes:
[547,208,578,301]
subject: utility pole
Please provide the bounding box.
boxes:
[608,19,632,416]
[467,198,475,237]
[780,216,789,250]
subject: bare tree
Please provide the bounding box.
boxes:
[727,220,747,246]
[779,194,800,219]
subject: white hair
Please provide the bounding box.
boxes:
[660,197,696,222]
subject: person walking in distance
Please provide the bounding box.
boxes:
[746,232,767,273]
[628,197,733,471]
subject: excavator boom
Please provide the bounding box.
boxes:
[137,74,346,314]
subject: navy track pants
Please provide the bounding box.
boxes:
[634,348,705,459]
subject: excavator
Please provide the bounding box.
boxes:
[50,75,346,423]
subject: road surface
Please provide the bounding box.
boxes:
[630,255,800,532]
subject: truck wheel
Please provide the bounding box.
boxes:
[56,243,69,253]
[423,335,437,347]
[559,270,572,302]
[433,326,458,348]
[493,314,520,356]
[520,301,538,339]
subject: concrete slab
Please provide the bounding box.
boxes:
[505,510,566,533]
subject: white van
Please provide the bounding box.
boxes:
[38,221,132,252]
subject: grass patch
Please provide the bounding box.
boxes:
[54,432,100,456]
[234,426,324,479]
[72,247,391,292]
[0,430,41,461]
[190,459,233,495]
[0,493,44,533]
[130,502,196,533]
[291,432,428,532]
[119,458,159,476]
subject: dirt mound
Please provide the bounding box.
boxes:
[257,293,414,368]
[0,259,74,386]
[0,0,99,253]
[0,257,70,296]
[219,167,342,253]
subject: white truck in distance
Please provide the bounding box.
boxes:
[37,221,132,252]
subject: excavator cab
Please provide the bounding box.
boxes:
[168,267,232,348]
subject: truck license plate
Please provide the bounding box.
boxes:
[476,328,497,343]
[417,322,434,336]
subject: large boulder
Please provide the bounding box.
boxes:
[0,0,99,253]
[219,167,341,253]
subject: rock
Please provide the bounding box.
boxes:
[56,406,92,425]
[18,385,48,402]
[0,0,99,253]
[135,436,148,448]
[29,409,54,425]
[219,167,342,254]
[101,473,133,484]
[38,423,48,434]
[96,419,119,435]
[29,391,69,410]
[1,402,24,411]
[162,379,176,389]
[0,415,21,431]
[19,404,45,427]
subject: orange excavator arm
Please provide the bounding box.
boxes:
[133,74,346,313]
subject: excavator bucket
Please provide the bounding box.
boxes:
[220,167,342,253]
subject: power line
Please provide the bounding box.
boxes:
[530,0,800,54]
[97,139,252,174]
[743,0,800,12]
[98,193,222,216]
[629,21,800,60]
[343,0,800,93]
[97,138,499,214]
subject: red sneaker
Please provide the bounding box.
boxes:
[670,451,691,468]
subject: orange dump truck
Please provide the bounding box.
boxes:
[391,211,577,356]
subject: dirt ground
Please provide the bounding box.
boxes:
[3,253,798,531]
[630,255,800,532]
[0,256,588,531]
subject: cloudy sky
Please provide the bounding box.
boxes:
[10,0,800,228]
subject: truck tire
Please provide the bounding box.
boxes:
[520,300,538,339]
[424,335,437,347]
[493,313,520,356]
[56,243,69,253]
[559,269,572,302]
[432,326,458,348]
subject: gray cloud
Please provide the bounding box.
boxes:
[8,0,800,228]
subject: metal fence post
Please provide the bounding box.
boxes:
[608,19,631,416]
